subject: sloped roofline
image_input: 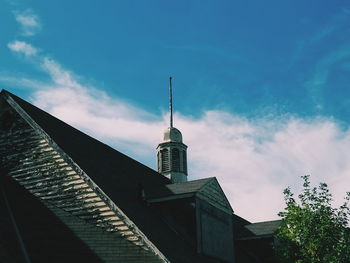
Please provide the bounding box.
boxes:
[1,89,170,262]
[207,177,234,212]
[148,177,234,213]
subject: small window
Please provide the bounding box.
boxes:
[182,150,187,174]
[172,148,180,172]
[161,149,170,172]
[157,151,161,172]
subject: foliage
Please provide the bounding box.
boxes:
[276,175,350,263]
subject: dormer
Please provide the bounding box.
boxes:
[148,178,235,263]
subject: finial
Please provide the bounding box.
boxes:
[169,76,173,128]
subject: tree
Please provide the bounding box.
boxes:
[276,175,350,263]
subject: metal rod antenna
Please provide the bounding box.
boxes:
[169,76,173,128]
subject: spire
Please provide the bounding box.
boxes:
[169,76,173,128]
[157,77,188,183]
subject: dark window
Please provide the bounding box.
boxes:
[172,148,180,172]
[182,150,187,174]
[157,151,160,172]
[161,149,170,172]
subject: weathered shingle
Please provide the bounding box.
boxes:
[1,91,167,263]
[1,89,224,263]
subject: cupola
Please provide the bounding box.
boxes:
[157,77,188,183]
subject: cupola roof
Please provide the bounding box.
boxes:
[162,127,183,143]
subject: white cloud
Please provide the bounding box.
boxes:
[14,9,41,36]
[3,44,350,222]
[41,58,83,89]
[8,40,38,56]
[0,75,50,90]
[31,83,350,222]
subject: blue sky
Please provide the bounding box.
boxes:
[1,0,350,221]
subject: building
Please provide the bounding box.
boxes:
[0,87,280,263]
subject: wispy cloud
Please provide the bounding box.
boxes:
[0,75,49,90]
[13,9,41,36]
[2,42,350,222]
[296,9,350,112]
[305,46,350,110]
[8,40,38,56]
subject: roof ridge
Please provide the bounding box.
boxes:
[167,177,215,186]
[249,219,282,225]
[0,89,8,96]
[5,89,169,180]
[199,177,216,189]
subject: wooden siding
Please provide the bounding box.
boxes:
[197,179,233,214]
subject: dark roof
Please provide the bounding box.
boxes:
[148,177,233,214]
[244,220,282,237]
[233,214,252,239]
[0,175,102,263]
[148,178,214,199]
[1,174,164,263]
[0,91,165,263]
[234,217,281,262]
[166,178,214,195]
[233,213,281,240]
[0,89,223,263]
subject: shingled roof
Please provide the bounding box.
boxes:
[1,174,160,263]
[165,178,214,195]
[233,215,282,262]
[148,177,233,214]
[244,220,282,238]
[234,218,282,241]
[0,89,223,263]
